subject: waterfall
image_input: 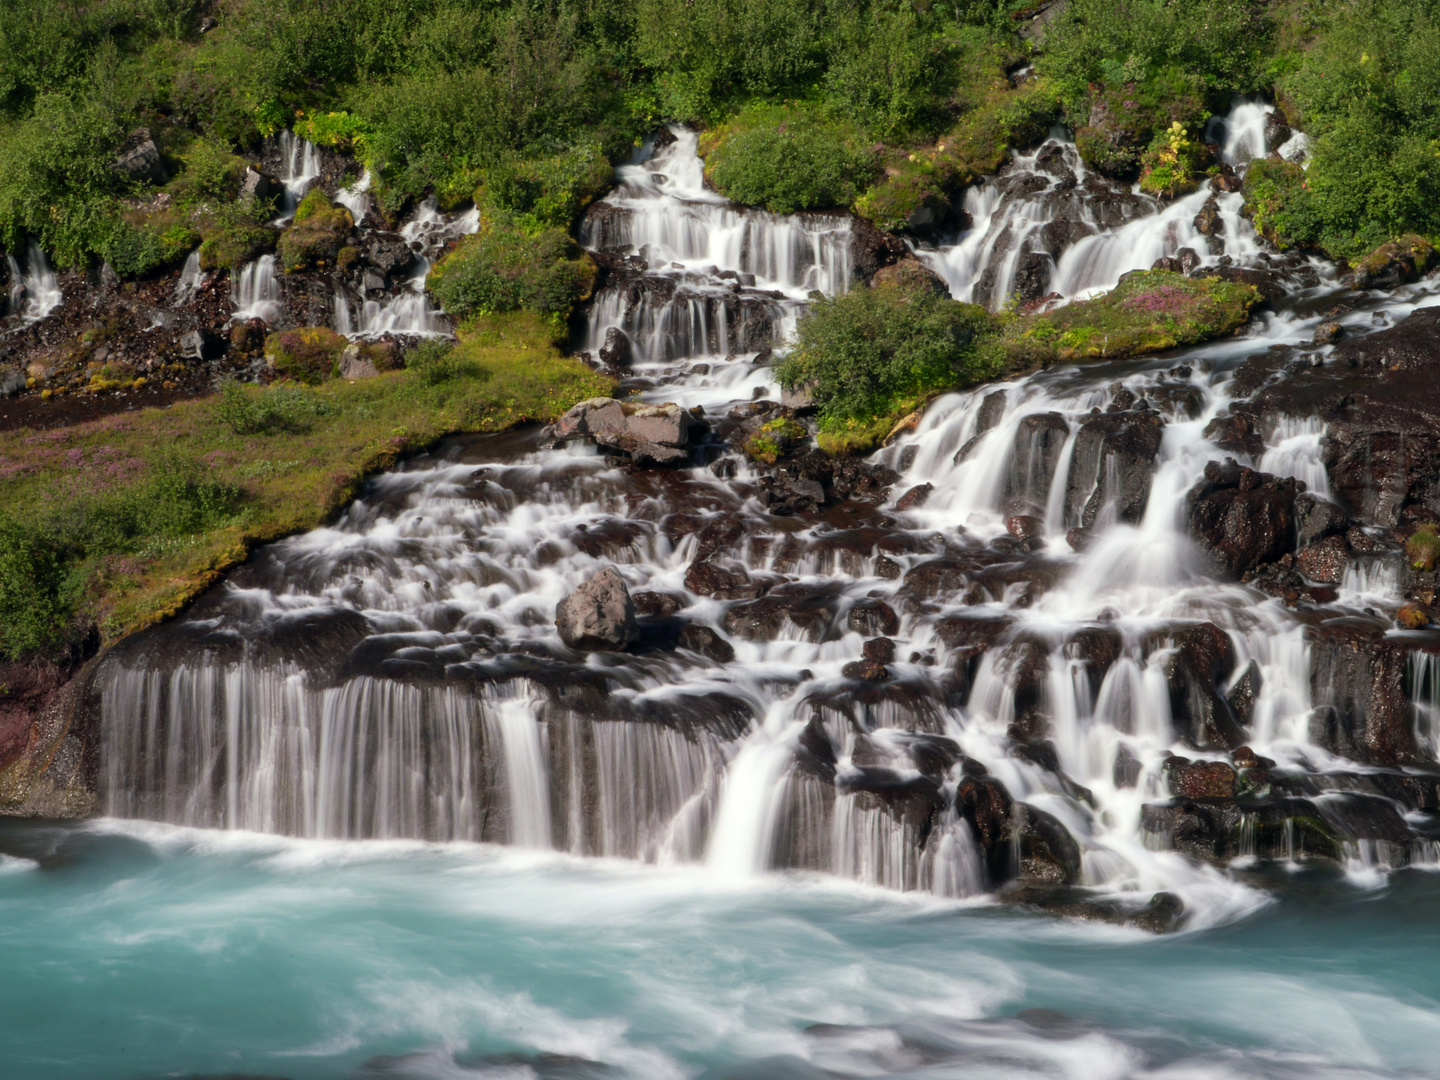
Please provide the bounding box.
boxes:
[6,242,63,322]
[230,255,282,324]
[358,200,481,337]
[174,250,206,303]
[275,130,321,222]
[91,102,1440,923]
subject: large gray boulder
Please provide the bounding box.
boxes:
[551,397,705,465]
[112,129,167,186]
[555,567,639,651]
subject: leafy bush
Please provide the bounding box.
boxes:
[100,219,200,279]
[214,380,341,434]
[776,278,1000,427]
[426,215,597,318]
[482,146,614,231]
[0,457,242,659]
[404,338,485,386]
[706,110,879,214]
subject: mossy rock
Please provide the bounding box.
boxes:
[1004,270,1260,365]
[1075,72,1207,180]
[263,326,349,383]
[1350,235,1436,290]
[198,221,279,271]
[1407,525,1440,572]
[278,189,355,272]
[743,418,809,464]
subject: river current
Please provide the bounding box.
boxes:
[7,104,1440,1076]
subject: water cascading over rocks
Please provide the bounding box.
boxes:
[86,104,1440,932]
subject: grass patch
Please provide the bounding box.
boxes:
[1002,270,1261,365]
[0,312,613,659]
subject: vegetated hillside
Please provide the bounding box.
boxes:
[2,1,1436,270]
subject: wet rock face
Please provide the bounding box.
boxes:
[1186,461,1300,578]
[1308,620,1427,765]
[1066,408,1164,528]
[555,568,639,652]
[1254,308,1440,527]
[1166,758,1237,799]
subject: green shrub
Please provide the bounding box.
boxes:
[263,327,351,384]
[705,110,879,214]
[482,145,614,231]
[426,215,597,319]
[214,380,342,435]
[776,278,1000,427]
[404,338,485,386]
[100,219,200,279]
[0,515,80,659]
[1407,525,1440,572]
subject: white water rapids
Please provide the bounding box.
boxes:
[90,106,1440,932]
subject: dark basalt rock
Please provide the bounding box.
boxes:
[1064,408,1165,528]
[1226,660,1263,729]
[1012,803,1083,886]
[676,623,736,663]
[1002,884,1185,933]
[1253,308,1440,526]
[847,599,900,637]
[1165,757,1238,799]
[1113,744,1142,789]
[863,637,897,663]
[895,483,934,511]
[684,559,768,600]
[841,659,891,681]
[722,584,842,642]
[1295,533,1350,584]
[1141,797,1341,864]
[1149,621,1244,750]
[1186,460,1300,578]
[1295,493,1349,547]
[1006,412,1070,510]
[1308,618,1432,765]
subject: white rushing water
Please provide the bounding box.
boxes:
[95,104,1440,935]
[5,241,63,322]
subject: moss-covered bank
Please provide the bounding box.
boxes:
[0,313,612,659]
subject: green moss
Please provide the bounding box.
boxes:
[198,218,279,271]
[1407,525,1440,572]
[263,327,349,384]
[278,189,355,272]
[1004,270,1260,365]
[743,418,809,464]
[1072,69,1209,179]
[854,78,1058,232]
[427,214,597,320]
[480,145,614,231]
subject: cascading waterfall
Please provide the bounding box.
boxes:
[917,106,1311,310]
[93,103,1440,928]
[230,254,282,324]
[578,126,853,402]
[274,130,321,222]
[356,200,481,337]
[5,242,63,322]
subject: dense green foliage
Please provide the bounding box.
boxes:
[0,460,241,657]
[427,216,597,319]
[3,0,1440,269]
[705,108,879,213]
[777,280,1001,426]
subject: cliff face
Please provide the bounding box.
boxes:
[0,632,100,818]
